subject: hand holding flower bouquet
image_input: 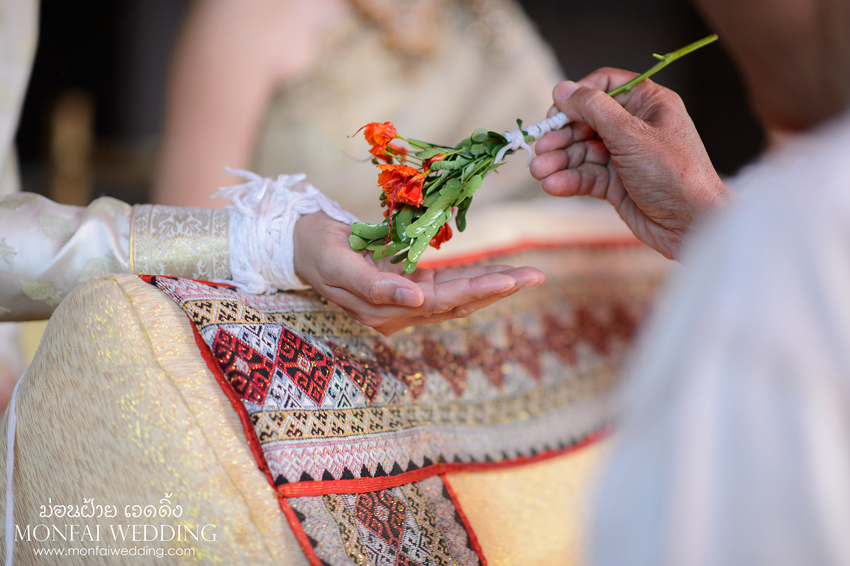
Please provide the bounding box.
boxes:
[349,35,718,272]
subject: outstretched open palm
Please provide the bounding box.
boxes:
[294,212,544,335]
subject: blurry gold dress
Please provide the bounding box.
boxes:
[252,0,564,222]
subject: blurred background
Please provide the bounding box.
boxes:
[15,0,763,206]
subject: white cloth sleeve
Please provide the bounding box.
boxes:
[592,131,850,566]
[0,194,232,321]
[0,194,133,321]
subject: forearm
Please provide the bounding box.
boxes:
[0,194,231,321]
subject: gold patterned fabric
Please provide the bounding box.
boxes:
[447,442,607,566]
[130,204,230,281]
[0,275,307,565]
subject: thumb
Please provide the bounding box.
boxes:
[552,80,638,146]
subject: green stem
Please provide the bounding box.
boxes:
[397,137,454,150]
[606,34,718,97]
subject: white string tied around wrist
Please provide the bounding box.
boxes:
[214,167,358,294]
[494,111,571,165]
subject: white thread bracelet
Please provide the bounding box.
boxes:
[494,111,571,165]
[214,168,358,294]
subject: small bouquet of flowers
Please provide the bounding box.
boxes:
[349,35,718,272]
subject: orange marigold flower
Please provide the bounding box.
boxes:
[377,164,424,208]
[362,121,397,155]
[429,223,453,249]
[422,153,445,172]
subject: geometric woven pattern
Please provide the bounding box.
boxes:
[148,271,645,486]
[211,328,274,405]
[289,476,482,566]
[275,328,333,405]
[145,242,666,566]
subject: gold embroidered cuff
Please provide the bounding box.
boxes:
[130,205,230,281]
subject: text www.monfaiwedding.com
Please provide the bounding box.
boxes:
[32,546,196,559]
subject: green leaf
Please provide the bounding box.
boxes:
[405,138,433,148]
[351,221,389,240]
[456,198,471,232]
[470,144,486,156]
[369,241,408,259]
[414,148,444,159]
[465,175,482,193]
[406,213,448,270]
[424,189,443,207]
[471,128,489,143]
[394,205,414,236]
[431,157,470,171]
[459,174,483,201]
[455,137,472,149]
[349,234,369,251]
[524,134,534,144]
[488,131,507,143]
[461,162,477,184]
[405,189,457,237]
[389,250,409,264]
[516,118,524,129]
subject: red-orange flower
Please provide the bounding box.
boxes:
[422,153,444,172]
[377,143,408,163]
[377,164,424,207]
[362,121,397,156]
[429,223,453,249]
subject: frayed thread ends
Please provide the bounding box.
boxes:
[214,167,358,295]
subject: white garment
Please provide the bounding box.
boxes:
[0,0,38,377]
[0,0,37,198]
[592,109,850,566]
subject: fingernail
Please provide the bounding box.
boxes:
[554,81,580,101]
[394,287,421,306]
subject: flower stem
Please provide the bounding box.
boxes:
[606,34,718,97]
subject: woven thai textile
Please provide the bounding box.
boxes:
[145,243,665,566]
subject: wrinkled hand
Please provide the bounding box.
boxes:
[530,68,740,260]
[293,212,545,335]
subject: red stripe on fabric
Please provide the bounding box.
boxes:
[278,498,325,566]
[442,475,488,566]
[418,237,643,270]
[276,430,609,498]
[142,274,271,485]
[185,307,276,487]
[140,274,235,290]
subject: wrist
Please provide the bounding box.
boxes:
[216,169,357,294]
[704,177,741,217]
[673,177,739,263]
[292,212,324,286]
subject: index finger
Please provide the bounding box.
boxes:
[572,67,641,98]
[422,272,518,315]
